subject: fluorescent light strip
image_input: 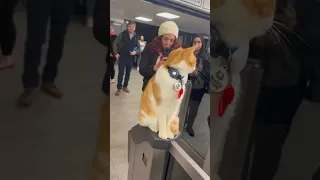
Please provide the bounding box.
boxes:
[135,16,153,22]
[156,12,180,19]
[113,23,122,26]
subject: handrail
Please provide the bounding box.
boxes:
[169,141,214,180]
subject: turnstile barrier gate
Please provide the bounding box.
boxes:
[127,124,177,180]
[127,125,213,180]
[127,81,214,180]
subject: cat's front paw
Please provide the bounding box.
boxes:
[158,132,167,140]
[149,126,158,133]
[167,131,174,139]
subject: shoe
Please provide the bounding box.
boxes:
[115,89,122,96]
[17,88,37,107]
[123,88,130,93]
[137,67,139,71]
[186,126,195,137]
[0,55,14,70]
[41,82,64,98]
[110,79,115,84]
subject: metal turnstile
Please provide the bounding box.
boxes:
[128,125,180,180]
[127,81,215,180]
[127,125,214,180]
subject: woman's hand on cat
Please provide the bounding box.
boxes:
[153,55,166,71]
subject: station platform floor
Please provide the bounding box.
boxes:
[1,12,320,180]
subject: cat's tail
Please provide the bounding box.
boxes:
[170,116,179,136]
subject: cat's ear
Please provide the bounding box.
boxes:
[187,45,198,53]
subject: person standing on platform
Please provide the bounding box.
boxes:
[139,21,181,91]
[18,0,76,107]
[137,35,146,71]
[185,35,210,137]
[0,0,19,70]
[113,21,140,96]
[110,25,117,84]
[92,0,109,179]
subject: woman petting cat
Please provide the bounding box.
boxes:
[139,21,181,91]
[185,35,210,137]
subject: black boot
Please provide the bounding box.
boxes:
[187,125,195,137]
[185,100,201,137]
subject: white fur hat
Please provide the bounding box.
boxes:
[158,21,179,38]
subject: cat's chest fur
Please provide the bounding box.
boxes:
[154,66,186,105]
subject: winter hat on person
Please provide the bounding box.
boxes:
[158,21,179,38]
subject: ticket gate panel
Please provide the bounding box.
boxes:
[128,125,172,180]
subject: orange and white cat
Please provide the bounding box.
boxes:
[210,0,275,172]
[138,46,197,140]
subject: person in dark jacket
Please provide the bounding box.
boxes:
[185,35,210,137]
[109,25,117,84]
[139,21,181,91]
[92,0,109,96]
[244,3,303,180]
[91,0,109,179]
[113,21,140,96]
[295,0,320,102]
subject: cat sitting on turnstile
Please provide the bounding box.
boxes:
[138,46,198,140]
[209,0,276,174]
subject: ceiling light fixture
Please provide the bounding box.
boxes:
[135,16,153,22]
[113,22,122,26]
[156,12,180,19]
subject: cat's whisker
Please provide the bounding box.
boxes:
[195,68,209,77]
[274,21,311,47]
[273,25,291,44]
[271,26,291,56]
[273,20,295,32]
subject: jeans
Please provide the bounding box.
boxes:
[22,0,75,88]
[109,56,115,79]
[117,55,133,89]
[0,0,19,56]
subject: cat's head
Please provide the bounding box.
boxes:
[165,46,197,75]
[211,0,275,45]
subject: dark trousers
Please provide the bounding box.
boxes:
[85,0,95,17]
[117,55,133,89]
[0,0,19,56]
[186,88,206,128]
[243,85,302,180]
[313,166,320,180]
[109,56,115,79]
[22,0,75,88]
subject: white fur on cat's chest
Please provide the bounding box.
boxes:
[155,67,187,105]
